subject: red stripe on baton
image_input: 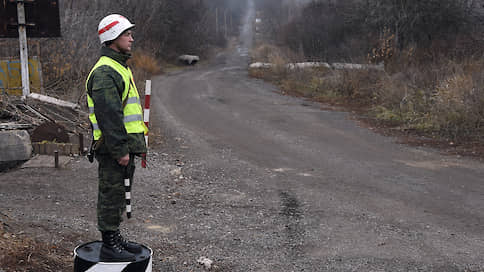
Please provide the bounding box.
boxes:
[142,80,151,168]
[144,95,151,109]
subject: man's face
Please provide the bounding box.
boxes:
[111,30,134,53]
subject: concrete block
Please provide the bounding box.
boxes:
[69,133,88,154]
[178,54,200,65]
[32,142,79,156]
[0,130,32,162]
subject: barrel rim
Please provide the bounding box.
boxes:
[74,240,153,261]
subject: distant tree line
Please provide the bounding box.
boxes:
[256,0,483,63]
[61,0,246,59]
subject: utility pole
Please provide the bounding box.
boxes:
[17,0,31,98]
[215,7,219,36]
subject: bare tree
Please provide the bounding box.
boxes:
[362,0,475,50]
[256,0,482,62]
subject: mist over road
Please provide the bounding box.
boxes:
[149,1,484,270]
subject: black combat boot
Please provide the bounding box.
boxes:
[100,231,136,262]
[114,230,143,254]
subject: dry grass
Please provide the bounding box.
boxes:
[251,44,282,63]
[251,43,300,64]
[127,50,163,99]
[371,57,484,143]
[0,225,71,272]
[428,63,484,141]
[129,51,162,75]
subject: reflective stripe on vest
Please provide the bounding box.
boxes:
[86,56,148,140]
[88,97,139,114]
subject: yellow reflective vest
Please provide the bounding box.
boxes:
[86,56,148,140]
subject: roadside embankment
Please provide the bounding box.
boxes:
[249,45,484,159]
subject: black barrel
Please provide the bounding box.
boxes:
[74,241,152,272]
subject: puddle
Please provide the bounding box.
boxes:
[280,191,303,219]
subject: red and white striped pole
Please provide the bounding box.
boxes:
[142,80,151,168]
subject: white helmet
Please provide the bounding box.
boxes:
[98,14,135,44]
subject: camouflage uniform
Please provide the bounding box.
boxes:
[87,47,147,232]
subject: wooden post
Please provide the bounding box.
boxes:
[35,40,44,94]
[16,0,30,99]
[54,150,59,168]
[79,133,84,155]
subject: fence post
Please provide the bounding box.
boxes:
[16,0,31,98]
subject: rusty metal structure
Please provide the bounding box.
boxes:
[0,57,42,95]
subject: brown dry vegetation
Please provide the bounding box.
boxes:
[251,0,484,153]
[0,217,71,272]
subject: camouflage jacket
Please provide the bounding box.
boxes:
[86,47,147,160]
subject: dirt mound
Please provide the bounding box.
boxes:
[31,122,70,143]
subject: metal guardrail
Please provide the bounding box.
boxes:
[249,62,385,71]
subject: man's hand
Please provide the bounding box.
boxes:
[117,154,130,166]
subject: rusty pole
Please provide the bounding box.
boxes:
[54,150,59,168]
[79,133,84,155]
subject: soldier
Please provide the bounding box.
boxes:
[86,14,148,262]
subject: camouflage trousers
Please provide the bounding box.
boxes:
[95,154,136,232]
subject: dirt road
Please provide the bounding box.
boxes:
[148,0,484,270]
[1,1,483,271]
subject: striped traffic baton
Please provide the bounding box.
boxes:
[124,167,132,219]
[141,80,151,168]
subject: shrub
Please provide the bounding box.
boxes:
[129,51,162,76]
[429,66,484,142]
